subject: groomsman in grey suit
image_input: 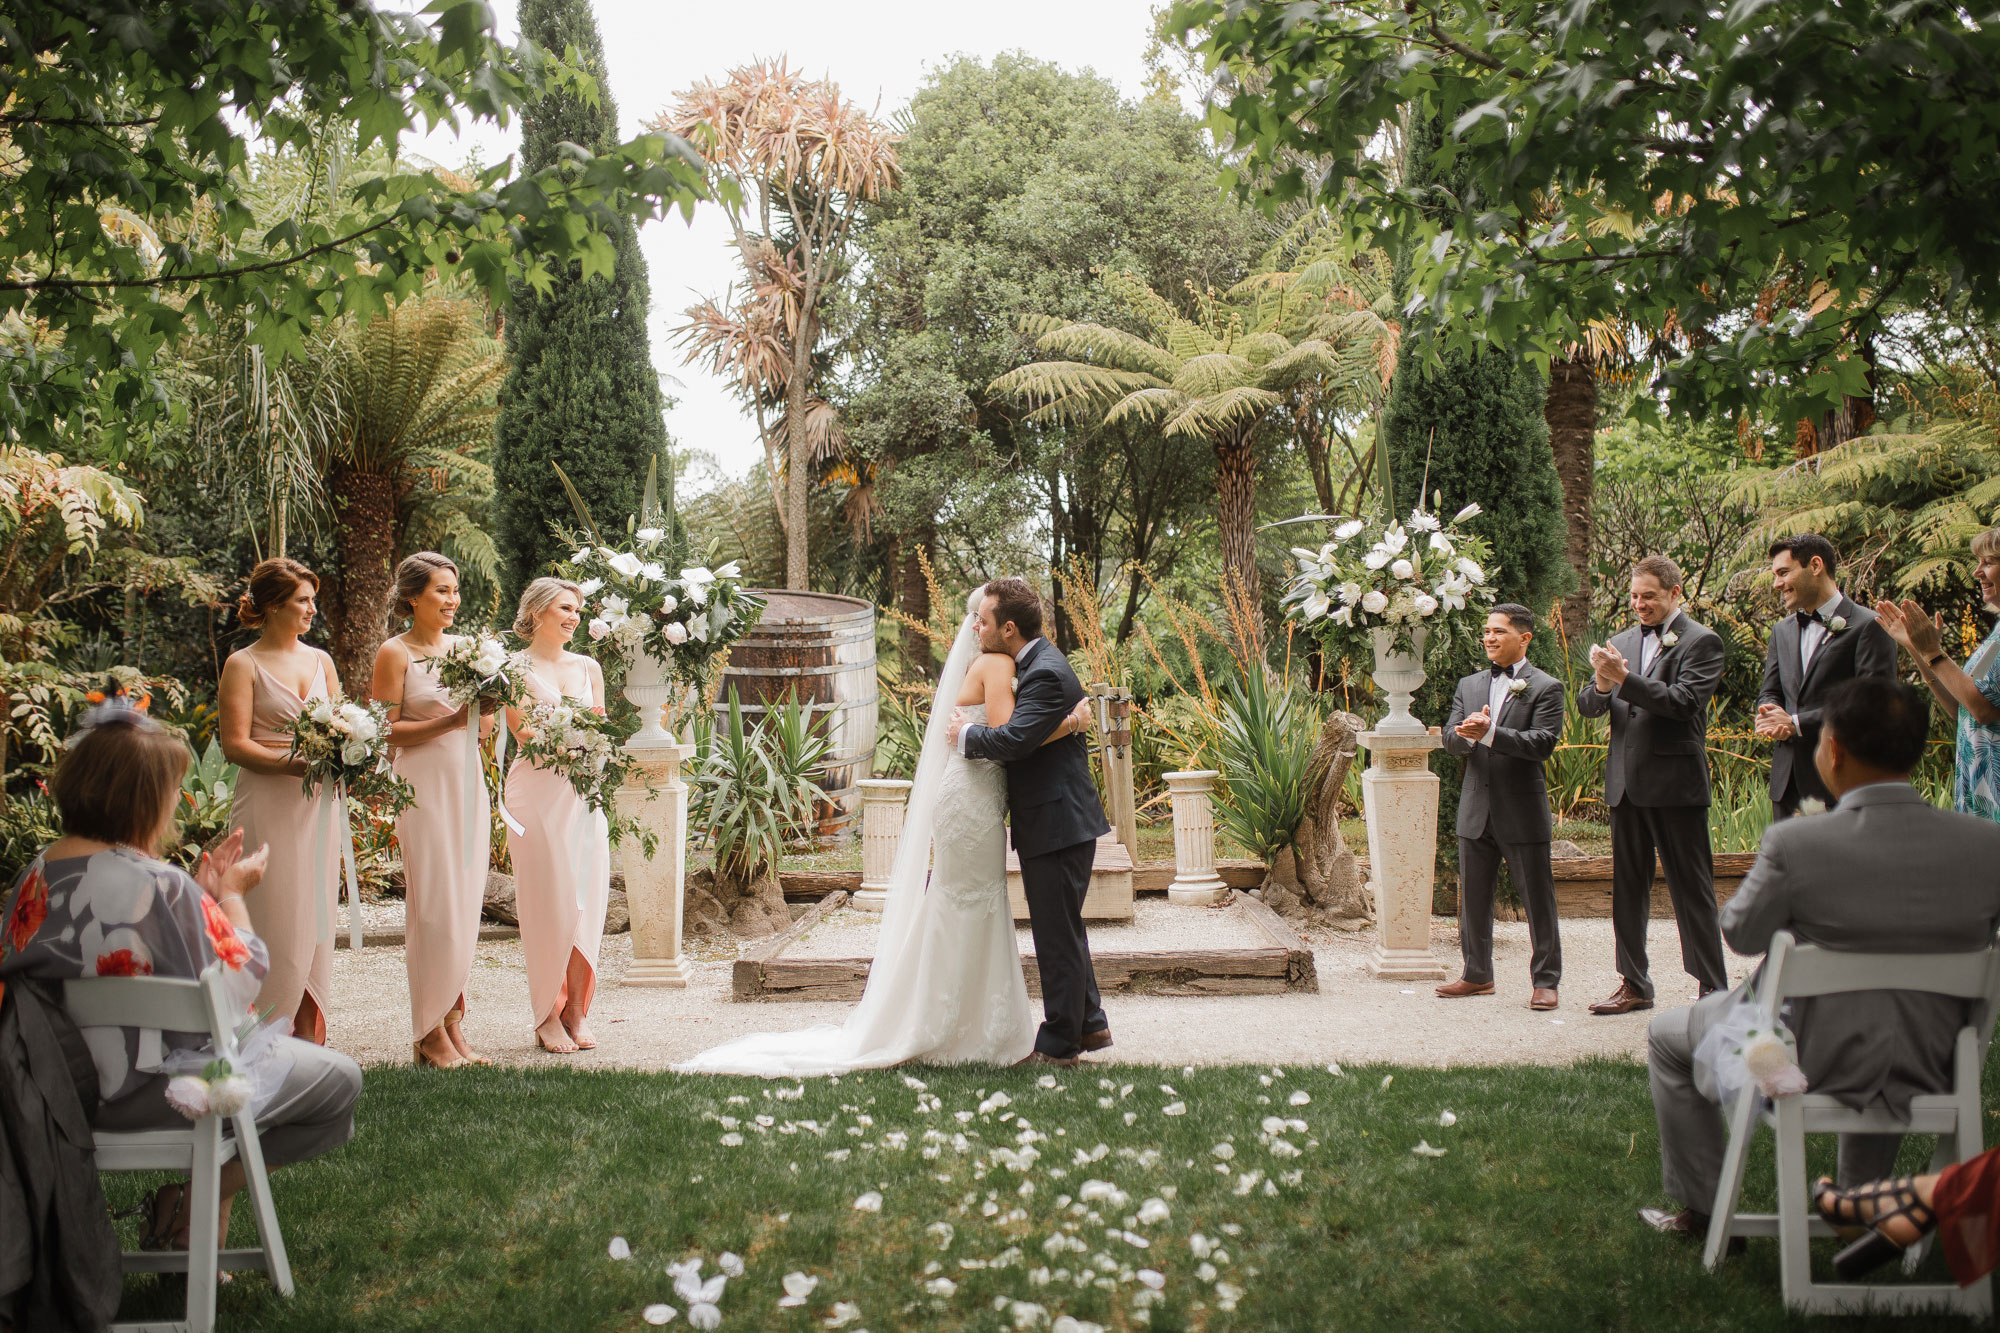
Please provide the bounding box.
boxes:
[1578,555,1730,1015]
[1755,533,1899,817]
[1435,604,1567,1009]
[1639,678,2000,1239]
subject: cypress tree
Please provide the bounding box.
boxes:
[493,0,664,599]
[1384,112,1574,889]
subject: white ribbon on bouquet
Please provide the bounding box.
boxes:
[309,781,363,952]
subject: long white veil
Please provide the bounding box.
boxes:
[672,592,984,1075]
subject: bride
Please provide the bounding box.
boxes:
[673,586,1090,1075]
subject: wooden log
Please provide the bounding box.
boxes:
[336,924,517,949]
[780,869,862,899]
[1233,889,1321,991]
[1133,858,1268,892]
[733,890,849,999]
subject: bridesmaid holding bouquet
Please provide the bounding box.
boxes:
[505,577,612,1055]
[218,557,341,1044]
[371,552,492,1069]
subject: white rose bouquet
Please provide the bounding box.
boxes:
[560,528,765,690]
[435,632,526,710]
[285,695,413,815]
[515,699,650,848]
[1280,503,1499,665]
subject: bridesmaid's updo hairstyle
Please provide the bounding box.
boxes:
[390,552,458,619]
[237,557,318,629]
[514,577,584,639]
[52,710,191,850]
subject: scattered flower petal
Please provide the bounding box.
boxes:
[925,1277,958,1297]
[1412,1140,1448,1158]
[643,1304,677,1325]
[852,1191,883,1212]
[608,1236,632,1261]
[1439,1109,1457,1127]
[688,1304,721,1331]
[1137,1269,1165,1290]
[824,1302,862,1328]
[1161,1102,1186,1116]
[718,1252,744,1277]
[1136,1198,1170,1225]
[1288,1089,1311,1106]
[1380,1075,1394,1089]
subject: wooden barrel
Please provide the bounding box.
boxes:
[715,590,878,843]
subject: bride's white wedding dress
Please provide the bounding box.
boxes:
[673,600,1034,1076]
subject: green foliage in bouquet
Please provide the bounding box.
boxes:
[513,699,652,852]
[285,697,414,816]
[435,634,527,711]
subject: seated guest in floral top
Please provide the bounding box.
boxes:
[1877,526,2000,821]
[0,704,361,1253]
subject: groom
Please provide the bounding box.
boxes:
[946,577,1112,1067]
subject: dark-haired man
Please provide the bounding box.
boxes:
[1755,534,1899,817]
[1436,605,1567,1009]
[947,577,1111,1066]
[1579,556,1729,1015]
[1639,678,2000,1241]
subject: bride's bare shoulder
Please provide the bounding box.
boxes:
[955,651,1011,704]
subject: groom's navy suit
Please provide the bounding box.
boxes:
[961,638,1111,1058]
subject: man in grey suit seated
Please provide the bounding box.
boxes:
[1639,678,2000,1239]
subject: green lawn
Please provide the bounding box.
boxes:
[104,1057,1994,1330]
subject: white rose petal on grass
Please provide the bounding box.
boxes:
[1439,1109,1458,1127]
[926,1277,958,1297]
[1380,1075,1394,1090]
[1161,1101,1186,1116]
[852,1191,884,1212]
[824,1302,863,1329]
[643,1304,677,1325]
[1136,1198,1170,1226]
[1211,1142,1236,1160]
[607,1236,632,1261]
[1288,1090,1311,1107]
[688,1304,721,1332]
[719,1133,743,1147]
[1411,1140,1448,1158]
[778,1272,819,1307]
[1326,1061,1343,1076]
[718,1252,744,1277]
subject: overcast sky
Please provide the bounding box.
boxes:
[400,1,1175,485]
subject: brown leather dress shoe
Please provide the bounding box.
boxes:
[1081,1028,1113,1052]
[1014,1050,1079,1068]
[1435,978,1495,998]
[1588,981,1654,1015]
[1530,988,1558,1011]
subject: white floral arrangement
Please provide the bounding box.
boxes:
[1739,1024,1809,1098]
[285,695,414,814]
[435,632,526,710]
[165,1058,253,1120]
[559,529,765,689]
[513,698,652,850]
[1280,504,1499,660]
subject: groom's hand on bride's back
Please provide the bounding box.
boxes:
[946,707,968,745]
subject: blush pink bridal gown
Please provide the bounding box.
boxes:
[391,653,488,1042]
[504,662,611,1034]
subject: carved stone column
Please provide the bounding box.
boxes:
[619,741,695,987]
[1163,770,1228,906]
[1360,729,1447,980]
[1091,684,1138,863]
[853,778,913,912]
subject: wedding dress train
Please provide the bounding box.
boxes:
[673,597,1034,1075]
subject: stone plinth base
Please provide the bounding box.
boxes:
[1360,728,1447,982]
[1006,833,1134,921]
[619,742,695,989]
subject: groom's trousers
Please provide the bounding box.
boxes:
[1648,997,1900,1211]
[1020,838,1105,1059]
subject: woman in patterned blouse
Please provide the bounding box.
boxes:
[0,705,361,1252]
[1877,526,2000,821]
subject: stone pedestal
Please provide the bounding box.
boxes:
[853,778,913,912]
[1091,684,1139,864]
[618,741,695,987]
[1163,770,1229,906]
[1360,728,1447,981]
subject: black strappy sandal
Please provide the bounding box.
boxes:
[1813,1175,1939,1280]
[129,1182,186,1252]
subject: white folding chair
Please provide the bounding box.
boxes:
[1703,929,2000,1316]
[64,963,294,1333]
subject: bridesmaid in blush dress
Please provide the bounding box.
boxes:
[371,552,493,1070]
[504,577,611,1055]
[218,557,341,1044]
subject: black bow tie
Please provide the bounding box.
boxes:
[1641,624,1661,637]
[1490,664,1514,679]
[1796,610,1824,630]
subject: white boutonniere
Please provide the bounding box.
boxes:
[1827,615,1848,634]
[1660,631,1680,648]
[1797,797,1828,816]
[1506,677,1528,697]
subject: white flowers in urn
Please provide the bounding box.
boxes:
[560,527,762,691]
[1281,503,1497,662]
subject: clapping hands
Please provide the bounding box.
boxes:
[1753,703,1797,741]
[1874,596,1947,660]
[196,828,269,901]
[1455,705,1492,741]
[1588,641,1629,692]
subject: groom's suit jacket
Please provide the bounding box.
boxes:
[1705,783,2000,1115]
[1441,663,1565,842]
[961,639,1111,859]
[1756,593,1898,805]
[1576,609,1723,808]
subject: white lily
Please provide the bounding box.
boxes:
[1381,525,1408,554]
[1301,590,1331,622]
[1453,501,1484,522]
[607,551,644,580]
[715,560,742,580]
[601,593,629,619]
[1330,604,1354,626]
[635,527,664,543]
[1429,531,1455,555]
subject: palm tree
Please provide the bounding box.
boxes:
[657,60,900,589]
[992,269,1385,644]
[318,295,504,689]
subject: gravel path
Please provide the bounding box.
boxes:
[324,913,1756,1071]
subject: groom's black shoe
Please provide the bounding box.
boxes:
[1015,1051,1080,1069]
[1081,1028,1113,1053]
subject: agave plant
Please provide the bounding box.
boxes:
[691,690,831,886]
[1210,668,1324,866]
